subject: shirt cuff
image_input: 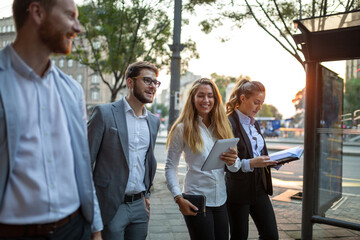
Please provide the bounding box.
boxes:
[226,157,241,172]
[241,159,254,172]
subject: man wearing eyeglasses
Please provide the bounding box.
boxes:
[88,61,161,240]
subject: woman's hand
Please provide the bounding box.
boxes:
[176,198,198,216]
[220,147,238,166]
[250,155,277,168]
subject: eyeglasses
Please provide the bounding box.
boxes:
[133,77,161,88]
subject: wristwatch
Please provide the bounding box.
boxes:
[174,194,183,203]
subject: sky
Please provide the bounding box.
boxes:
[0,1,346,119]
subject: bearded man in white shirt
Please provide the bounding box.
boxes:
[88,61,161,240]
[0,0,103,239]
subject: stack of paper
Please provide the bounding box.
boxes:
[269,145,304,165]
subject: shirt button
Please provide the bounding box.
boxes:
[47,158,51,163]
[42,107,45,111]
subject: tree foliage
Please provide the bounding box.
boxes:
[71,0,198,102]
[185,0,360,69]
[211,73,237,102]
[292,87,305,111]
[344,78,360,114]
[148,103,169,118]
[258,104,283,119]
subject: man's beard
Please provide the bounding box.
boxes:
[39,17,75,54]
[133,80,154,104]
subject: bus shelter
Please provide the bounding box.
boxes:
[293,10,360,239]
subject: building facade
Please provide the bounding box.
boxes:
[0,16,112,116]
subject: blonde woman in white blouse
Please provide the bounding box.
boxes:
[165,78,241,240]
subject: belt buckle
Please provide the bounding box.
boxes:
[49,222,57,235]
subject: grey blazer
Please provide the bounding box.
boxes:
[88,99,160,225]
[0,45,103,230]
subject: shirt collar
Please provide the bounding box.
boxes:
[9,44,54,80]
[235,108,256,125]
[197,116,214,131]
[124,97,148,118]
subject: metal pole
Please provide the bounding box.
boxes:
[301,61,318,239]
[168,0,184,131]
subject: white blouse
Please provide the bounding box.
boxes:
[165,118,241,207]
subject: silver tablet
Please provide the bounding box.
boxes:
[201,138,239,171]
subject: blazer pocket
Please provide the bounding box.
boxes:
[94,177,110,188]
[109,127,118,135]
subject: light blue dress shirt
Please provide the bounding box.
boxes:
[0,46,80,224]
[123,98,149,195]
[235,109,265,172]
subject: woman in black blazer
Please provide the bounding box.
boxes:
[225,78,279,240]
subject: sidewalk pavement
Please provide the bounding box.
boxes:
[146,136,360,239]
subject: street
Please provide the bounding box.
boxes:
[154,140,360,196]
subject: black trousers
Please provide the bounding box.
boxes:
[0,213,91,240]
[227,188,279,240]
[183,203,229,240]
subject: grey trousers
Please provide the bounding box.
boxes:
[102,197,150,240]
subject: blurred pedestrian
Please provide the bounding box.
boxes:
[225,78,278,240]
[0,0,103,239]
[165,78,240,240]
[88,61,160,240]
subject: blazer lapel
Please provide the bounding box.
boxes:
[0,68,19,172]
[232,112,254,158]
[112,99,129,165]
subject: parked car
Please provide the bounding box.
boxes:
[263,129,279,138]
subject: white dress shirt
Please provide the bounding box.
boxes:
[123,98,149,195]
[0,45,80,224]
[165,118,241,207]
[235,109,265,172]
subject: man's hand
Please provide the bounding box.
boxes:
[91,231,102,240]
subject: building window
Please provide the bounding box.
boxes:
[68,59,73,67]
[51,60,56,66]
[91,75,99,84]
[69,75,73,79]
[77,74,83,83]
[91,89,100,100]
[7,26,11,32]
[59,59,64,68]
[1,26,5,33]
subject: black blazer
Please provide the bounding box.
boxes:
[226,111,273,205]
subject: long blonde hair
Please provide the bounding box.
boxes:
[226,78,266,116]
[166,78,234,154]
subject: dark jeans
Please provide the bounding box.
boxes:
[183,203,229,240]
[227,188,279,240]
[0,213,91,240]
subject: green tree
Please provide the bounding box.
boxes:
[185,0,360,69]
[148,103,169,118]
[292,87,305,111]
[344,78,360,114]
[258,104,283,119]
[71,0,198,102]
[211,73,237,102]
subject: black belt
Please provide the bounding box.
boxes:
[0,209,80,238]
[124,192,143,203]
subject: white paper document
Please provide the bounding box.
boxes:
[269,145,304,165]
